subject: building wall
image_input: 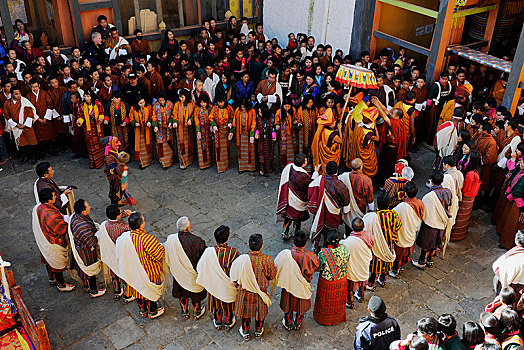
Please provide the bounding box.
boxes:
[263,0,356,54]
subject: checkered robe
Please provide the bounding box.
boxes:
[37,203,68,272]
[70,213,98,281]
[279,246,319,314]
[171,232,207,303]
[207,244,240,313]
[234,251,276,320]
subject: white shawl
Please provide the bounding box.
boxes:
[164,234,204,293]
[422,191,452,255]
[497,135,522,168]
[7,97,37,149]
[109,36,130,60]
[274,249,311,300]
[309,175,341,236]
[32,204,68,270]
[364,212,396,263]
[96,221,121,278]
[339,172,365,226]
[492,248,524,288]
[436,120,458,158]
[115,231,165,301]
[68,215,101,276]
[230,254,272,306]
[341,235,373,282]
[196,247,237,303]
[393,202,422,248]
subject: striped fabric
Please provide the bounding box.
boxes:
[234,251,276,319]
[208,244,240,313]
[129,228,165,300]
[257,138,274,174]
[238,132,256,171]
[215,127,230,173]
[347,171,374,213]
[383,177,408,208]
[37,203,68,273]
[450,196,475,241]
[136,128,153,167]
[322,248,340,280]
[85,128,106,169]
[279,134,296,169]
[36,178,65,212]
[175,124,194,169]
[370,210,401,275]
[194,107,213,169]
[157,128,174,168]
[70,213,99,281]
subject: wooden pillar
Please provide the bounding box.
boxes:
[369,0,382,58]
[178,0,185,27]
[350,0,376,61]
[0,0,14,43]
[112,0,123,34]
[502,24,524,114]
[155,0,163,23]
[69,0,85,47]
[482,0,500,52]
[426,0,455,85]
[134,0,141,30]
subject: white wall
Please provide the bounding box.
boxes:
[263,0,356,55]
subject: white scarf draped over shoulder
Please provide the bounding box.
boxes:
[164,233,204,293]
[341,235,373,282]
[393,202,422,248]
[32,204,69,270]
[277,163,309,214]
[96,221,121,278]
[196,247,237,303]
[274,249,312,300]
[68,216,101,276]
[230,254,272,306]
[364,212,396,263]
[492,247,524,288]
[339,172,365,226]
[115,231,165,301]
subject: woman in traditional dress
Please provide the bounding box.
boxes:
[295,95,318,166]
[152,93,174,168]
[214,73,233,104]
[173,89,196,169]
[229,98,256,172]
[194,94,213,170]
[210,95,234,173]
[105,91,130,152]
[494,158,524,249]
[255,103,276,175]
[76,91,105,169]
[275,97,297,169]
[313,230,349,326]
[457,141,476,173]
[450,150,481,241]
[129,98,153,168]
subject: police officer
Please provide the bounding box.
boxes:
[355,296,401,349]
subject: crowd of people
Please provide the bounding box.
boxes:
[11,11,524,349]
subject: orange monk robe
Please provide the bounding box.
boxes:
[438,99,456,127]
[342,105,379,177]
[312,109,341,174]
[490,79,506,106]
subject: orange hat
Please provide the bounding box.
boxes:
[317,108,335,126]
[457,83,473,97]
[362,106,379,123]
[349,92,364,106]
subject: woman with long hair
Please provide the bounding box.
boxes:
[229,98,256,172]
[457,140,476,173]
[295,95,318,168]
[451,150,481,241]
[173,88,196,169]
[77,91,105,168]
[210,95,234,173]
[129,98,153,168]
[214,73,233,103]
[275,97,297,168]
[453,129,471,165]
[255,103,276,175]
[313,230,349,326]
[193,94,213,170]
[152,93,174,168]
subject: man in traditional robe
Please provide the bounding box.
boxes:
[413,171,453,269]
[100,136,125,205]
[3,86,38,164]
[492,230,524,292]
[230,234,276,340]
[196,225,240,330]
[368,194,401,290]
[391,181,424,278]
[33,188,75,292]
[117,212,166,318]
[491,119,521,198]
[341,218,374,308]
[392,91,418,145]
[434,107,467,170]
[69,199,105,297]
[342,98,380,178]
[277,154,313,240]
[275,230,319,330]
[339,158,374,234]
[146,61,164,98]
[475,121,498,202]
[382,161,414,208]
[35,162,73,214]
[254,68,282,112]
[308,161,351,252]
[107,28,131,59]
[99,204,132,300]
[47,76,69,147]
[373,97,409,182]
[312,108,343,175]
[165,216,207,319]
[26,78,57,157]
[442,156,463,241]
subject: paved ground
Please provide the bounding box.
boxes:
[0,145,505,350]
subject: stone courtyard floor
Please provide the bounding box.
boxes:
[0,145,505,349]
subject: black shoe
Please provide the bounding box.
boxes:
[19,155,27,164]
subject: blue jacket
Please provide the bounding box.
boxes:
[355,314,401,350]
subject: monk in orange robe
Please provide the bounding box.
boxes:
[312,108,342,175]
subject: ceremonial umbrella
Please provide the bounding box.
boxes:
[335,64,378,118]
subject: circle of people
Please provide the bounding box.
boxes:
[13,15,524,349]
